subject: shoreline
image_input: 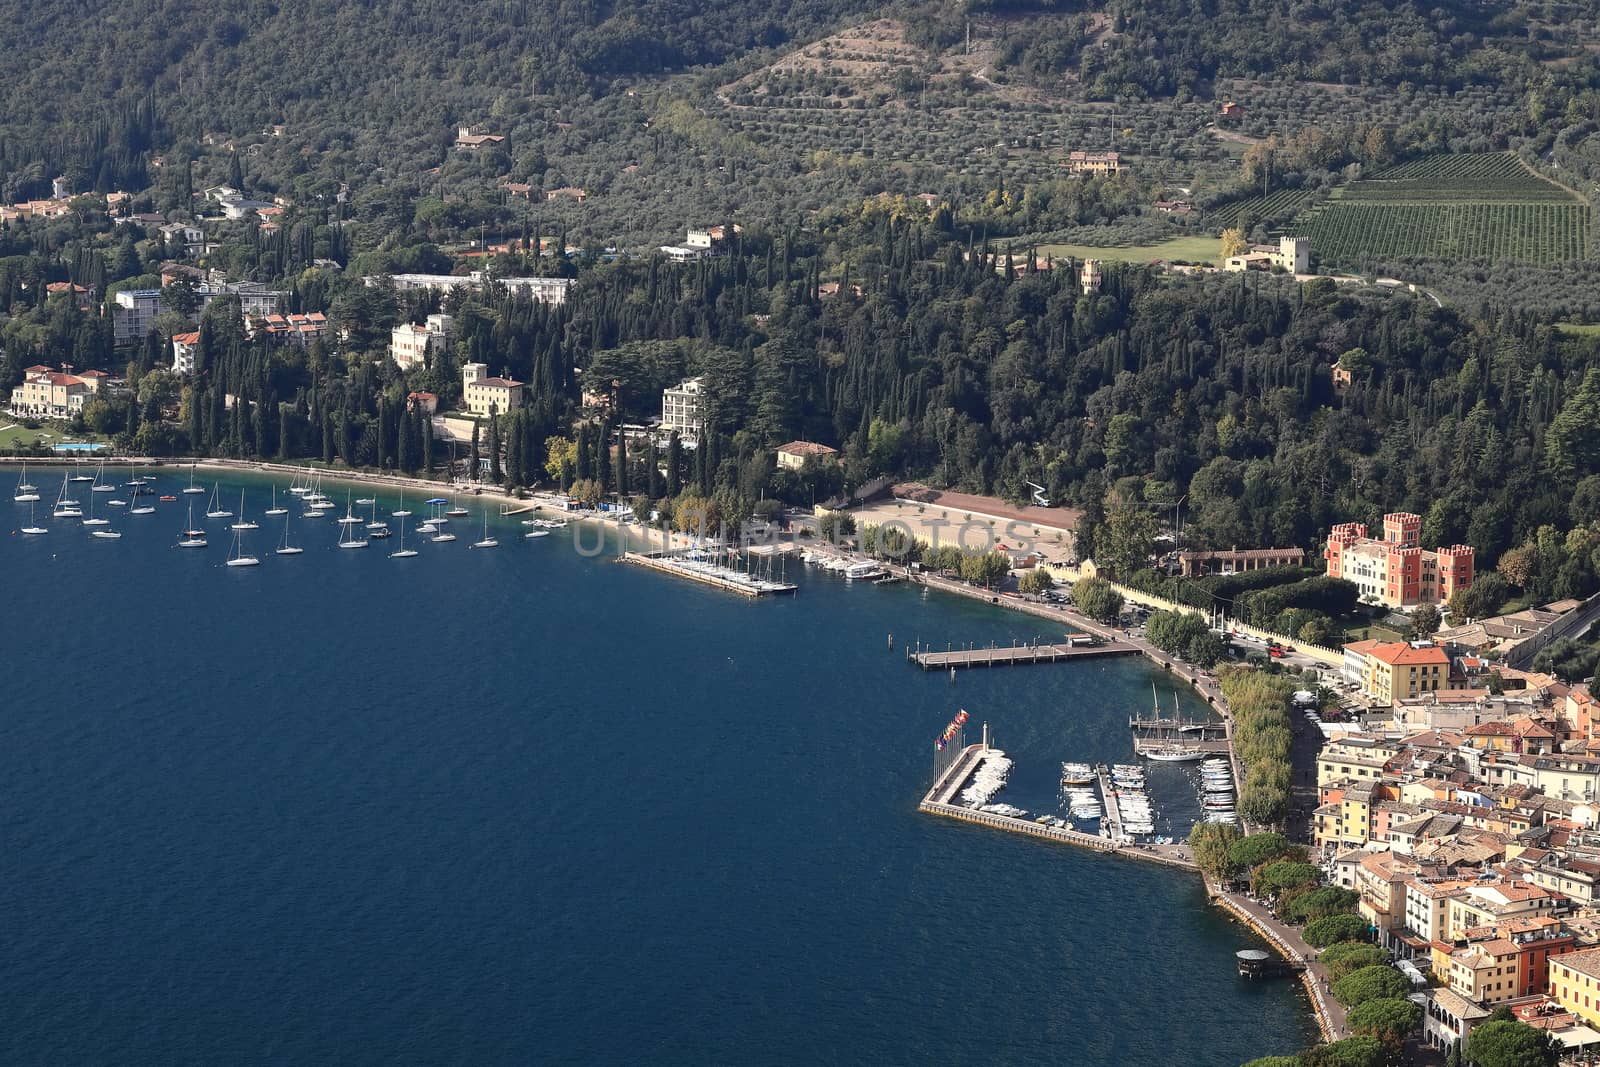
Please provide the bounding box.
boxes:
[13,452,1337,1046]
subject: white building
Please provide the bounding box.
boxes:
[370,273,571,306]
[111,283,289,344]
[171,331,200,375]
[390,313,454,370]
[662,376,705,441]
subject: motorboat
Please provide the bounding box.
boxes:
[844,562,885,581]
[524,528,550,538]
[1060,762,1094,786]
[90,530,122,539]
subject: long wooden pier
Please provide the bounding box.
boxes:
[907,638,1138,671]
[1096,765,1124,841]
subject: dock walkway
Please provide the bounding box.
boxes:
[619,551,797,598]
[908,639,1138,670]
[1096,765,1124,840]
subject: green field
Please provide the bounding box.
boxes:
[1207,189,1313,229]
[0,422,105,452]
[1287,152,1591,265]
[1035,236,1221,265]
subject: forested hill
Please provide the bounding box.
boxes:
[0,0,870,139]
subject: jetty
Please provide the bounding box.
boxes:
[619,551,797,598]
[1095,764,1124,840]
[919,741,1195,871]
[907,637,1138,671]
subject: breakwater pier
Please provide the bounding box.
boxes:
[906,637,1139,670]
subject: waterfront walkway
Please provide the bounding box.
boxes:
[1211,890,1349,1040]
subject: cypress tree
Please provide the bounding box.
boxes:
[616,427,629,495]
[596,421,611,493]
[470,422,481,480]
[667,431,681,497]
[488,411,503,483]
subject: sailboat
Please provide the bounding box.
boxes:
[129,495,156,515]
[81,491,110,527]
[275,510,304,555]
[338,511,369,548]
[446,495,469,518]
[288,468,310,496]
[178,502,206,547]
[205,483,233,519]
[226,528,260,566]
[91,461,113,493]
[13,462,39,502]
[472,509,499,549]
[365,498,390,535]
[264,486,288,516]
[389,515,418,558]
[231,489,259,530]
[183,462,207,494]
[52,475,81,518]
[68,460,93,482]
[21,502,47,535]
[391,490,411,519]
[426,498,449,525]
[337,491,362,525]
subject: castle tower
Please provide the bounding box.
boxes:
[1385,545,1423,607]
[1325,522,1367,579]
[1437,545,1476,605]
[1382,512,1421,548]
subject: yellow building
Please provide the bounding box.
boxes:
[1351,641,1449,707]
[1317,739,1400,788]
[1313,783,1375,851]
[461,362,523,418]
[1549,948,1600,1026]
[1434,939,1521,1005]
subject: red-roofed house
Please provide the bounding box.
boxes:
[1352,641,1450,706]
[776,441,840,470]
[9,366,89,417]
[171,331,201,375]
[462,362,522,417]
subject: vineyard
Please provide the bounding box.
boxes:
[1207,189,1312,228]
[1286,153,1592,265]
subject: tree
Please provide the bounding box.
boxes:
[1346,997,1420,1048]
[1409,603,1441,638]
[1331,965,1411,1008]
[1319,942,1388,982]
[1463,1020,1560,1067]
[1299,1036,1384,1067]
[1071,576,1124,621]
[1240,1059,1298,1067]
[1284,885,1359,924]
[487,412,503,483]
[1221,227,1249,259]
[545,436,577,486]
[1303,913,1370,947]
[1227,832,1291,871]
[1254,859,1320,898]
[1018,569,1053,595]
[1188,820,1241,880]
[1097,491,1158,577]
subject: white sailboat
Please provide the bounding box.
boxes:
[183,462,207,494]
[472,509,498,549]
[389,515,418,558]
[337,490,362,525]
[288,468,310,496]
[205,483,232,519]
[81,491,110,527]
[13,462,39,502]
[21,501,47,535]
[226,528,260,566]
[68,460,93,482]
[264,486,287,516]
[52,475,81,518]
[431,528,457,543]
[91,461,113,493]
[129,497,155,515]
[275,510,304,555]
[338,513,369,549]
[446,494,469,518]
[90,529,122,539]
[365,499,389,534]
[178,502,207,547]
[391,490,411,518]
[231,489,259,530]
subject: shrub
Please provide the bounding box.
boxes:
[1284,885,1360,924]
[1319,942,1388,981]
[1227,832,1292,871]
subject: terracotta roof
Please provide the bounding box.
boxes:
[1367,642,1450,666]
[171,331,200,345]
[1553,947,1600,979]
[777,441,838,456]
[471,377,523,388]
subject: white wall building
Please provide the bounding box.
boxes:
[662,376,705,441]
[390,313,454,370]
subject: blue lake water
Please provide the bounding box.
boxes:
[1,467,1319,1065]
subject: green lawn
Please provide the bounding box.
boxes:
[1035,236,1221,266]
[1341,620,1406,644]
[0,422,106,451]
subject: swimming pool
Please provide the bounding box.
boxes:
[50,442,106,453]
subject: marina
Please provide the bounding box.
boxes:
[619,550,798,598]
